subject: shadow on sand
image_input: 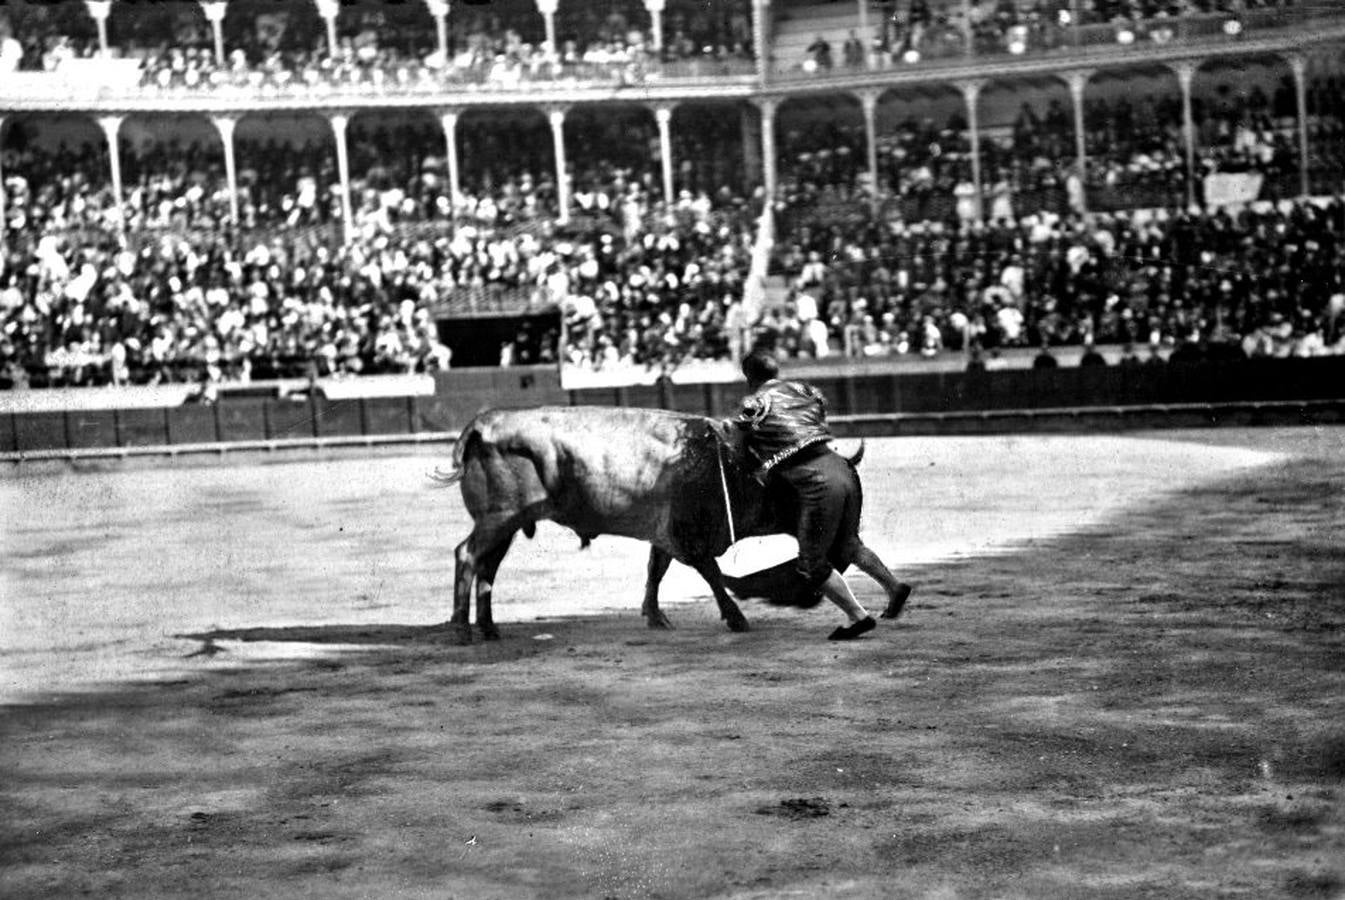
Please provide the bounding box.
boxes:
[176,622,464,647]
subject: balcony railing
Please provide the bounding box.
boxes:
[770,4,1338,81]
[0,55,759,107]
[430,283,553,320]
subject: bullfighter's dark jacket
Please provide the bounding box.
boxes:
[733,378,833,481]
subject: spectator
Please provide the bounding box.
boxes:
[1032,343,1059,369]
[1079,339,1107,367]
[806,34,832,71]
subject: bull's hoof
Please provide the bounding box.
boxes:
[644,611,675,630]
[451,622,473,645]
[478,622,501,641]
[726,616,751,633]
[880,583,913,620]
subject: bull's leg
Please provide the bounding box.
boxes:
[690,557,750,633]
[473,531,516,641]
[642,547,675,630]
[452,534,477,644]
[452,522,513,643]
[851,541,913,620]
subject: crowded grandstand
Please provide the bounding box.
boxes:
[1,0,1342,390]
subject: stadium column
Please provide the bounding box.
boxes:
[1287,52,1311,198]
[200,1,228,66]
[536,0,559,55]
[314,0,340,58]
[956,78,986,224]
[548,106,571,225]
[653,104,676,204]
[857,0,869,66]
[0,116,6,249]
[741,107,762,185]
[645,0,666,54]
[213,116,239,226]
[752,0,770,80]
[857,89,880,213]
[755,97,779,202]
[439,109,463,218]
[1171,59,1198,210]
[1063,68,1093,214]
[97,115,125,234]
[329,113,355,243]
[424,0,450,61]
[84,0,111,58]
[962,0,973,57]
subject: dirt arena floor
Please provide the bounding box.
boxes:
[2,427,1343,899]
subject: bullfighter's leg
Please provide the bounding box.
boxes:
[822,570,878,641]
[850,541,913,620]
[474,531,516,641]
[642,546,675,630]
[690,557,750,633]
[788,460,875,636]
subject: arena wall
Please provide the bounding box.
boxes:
[4,357,1344,459]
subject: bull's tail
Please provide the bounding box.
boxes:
[427,419,483,488]
[845,440,866,469]
[427,466,461,487]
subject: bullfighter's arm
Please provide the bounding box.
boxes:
[803,383,828,418]
[731,392,772,430]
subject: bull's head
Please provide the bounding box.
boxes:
[703,417,794,543]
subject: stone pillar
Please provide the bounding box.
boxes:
[315,0,339,57]
[1172,60,1199,209]
[1065,69,1093,213]
[213,115,239,225]
[654,104,676,203]
[1069,0,1082,46]
[741,105,763,186]
[857,0,869,62]
[85,0,111,58]
[98,115,125,231]
[425,0,450,61]
[962,0,974,56]
[0,116,6,249]
[548,106,571,224]
[536,0,559,55]
[645,0,666,53]
[1288,53,1311,197]
[756,98,779,201]
[958,79,986,223]
[200,1,228,65]
[752,0,770,80]
[858,89,880,210]
[329,113,354,242]
[440,109,462,216]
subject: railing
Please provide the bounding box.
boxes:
[0,55,759,106]
[1075,4,1307,47]
[771,4,1335,80]
[430,283,552,319]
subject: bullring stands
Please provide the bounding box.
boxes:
[1,0,1342,389]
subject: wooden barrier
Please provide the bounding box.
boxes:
[6,357,1345,456]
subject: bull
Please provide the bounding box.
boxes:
[433,405,907,641]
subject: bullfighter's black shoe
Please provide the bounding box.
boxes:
[828,616,876,641]
[881,583,913,619]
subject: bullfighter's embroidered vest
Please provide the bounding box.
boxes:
[734,379,833,480]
